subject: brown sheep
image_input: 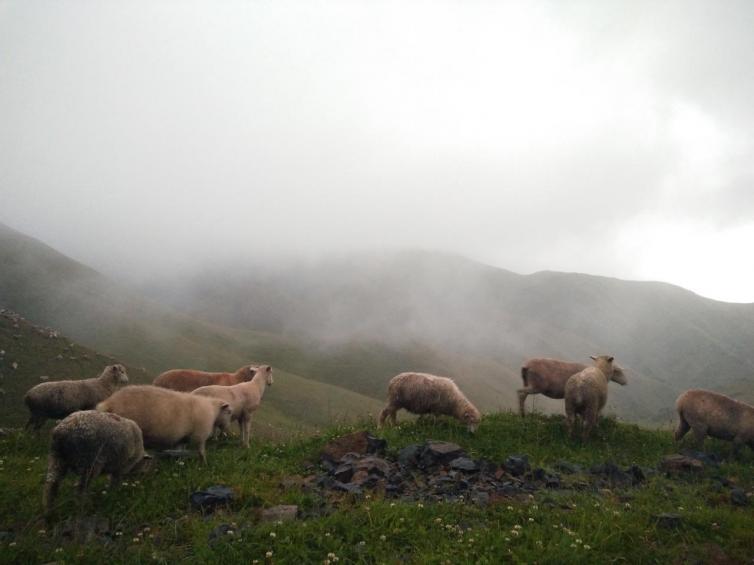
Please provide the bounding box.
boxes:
[564,355,626,440]
[378,372,481,432]
[192,365,274,447]
[44,410,150,517]
[24,364,129,430]
[675,389,754,454]
[96,385,231,463]
[153,365,256,392]
[518,358,588,416]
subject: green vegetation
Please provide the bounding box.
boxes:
[1,414,752,564]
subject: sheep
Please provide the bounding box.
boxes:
[43,410,150,517]
[378,372,481,432]
[153,364,256,392]
[96,385,232,463]
[518,358,588,417]
[674,389,754,454]
[564,355,626,440]
[192,365,273,447]
[24,364,129,431]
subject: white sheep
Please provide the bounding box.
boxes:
[24,364,129,430]
[564,355,626,440]
[675,389,754,454]
[97,385,231,463]
[192,365,273,447]
[44,410,150,516]
[378,372,481,432]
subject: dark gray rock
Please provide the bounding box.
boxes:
[730,488,749,507]
[661,455,704,475]
[654,513,682,528]
[398,444,423,468]
[449,457,479,472]
[331,481,362,495]
[419,442,465,468]
[680,450,721,466]
[504,455,530,477]
[553,460,581,474]
[190,486,234,512]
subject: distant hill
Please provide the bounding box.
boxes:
[3,222,754,427]
[0,223,383,432]
[144,250,754,424]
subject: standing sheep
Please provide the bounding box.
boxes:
[378,372,481,432]
[675,389,754,454]
[192,365,274,447]
[564,355,626,440]
[44,410,150,517]
[24,364,129,431]
[97,385,231,463]
[518,358,589,417]
[153,365,256,392]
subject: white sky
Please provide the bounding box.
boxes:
[1,1,753,302]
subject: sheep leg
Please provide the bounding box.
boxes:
[582,410,597,441]
[564,401,576,438]
[674,412,690,441]
[244,415,253,448]
[26,414,46,433]
[195,437,208,464]
[691,425,707,450]
[43,456,66,517]
[79,459,104,493]
[517,388,533,417]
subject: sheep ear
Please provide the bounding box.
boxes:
[607,356,614,363]
[265,366,272,373]
[589,355,597,361]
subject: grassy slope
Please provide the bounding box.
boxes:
[0,414,752,563]
[0,313,383,435]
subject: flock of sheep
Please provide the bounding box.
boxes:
[20,354,754,518]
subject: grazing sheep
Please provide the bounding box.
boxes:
[24,364,129,431]
[675,389,754,454]
[153,364,256,392]
[96,385,231,463]
[378,372,481,432]
[44,410,150,516]
[564,355,626,440]
[518,358,588,417]
[193,365,274,447]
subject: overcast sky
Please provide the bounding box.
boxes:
[1,1,753,302]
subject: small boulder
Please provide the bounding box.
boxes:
[449,457,479,472]
[419,442,465,469]
[730,488,749,507]
[398,444,423,468]
[190,486,234,512]
[261,505,299,522]
[661,455,704,475]
[504,455,530,477]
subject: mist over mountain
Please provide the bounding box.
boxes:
[2,222,753,426]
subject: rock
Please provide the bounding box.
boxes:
[680,450,721,466]
[626,465,646,485]
[58,516,110,542]
[190,486,234,512]
[39,375,50,381]
[590,462,632,486]
[449,457,479,472]
[654,513,682,528]
[0,531,13,543]
[471,491,490,506]
[331,481,362,495]
[730,488,749,507]
[261,505,298,522]
[333,463,354,483]
[398,444,423,468]
[660,455,704,475]
[553,460,581,474]
[320,431,386,463]
[208,524,233,543]
[504,455,530,477]
[419,442,465,468]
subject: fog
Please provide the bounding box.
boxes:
[1,1,753,302]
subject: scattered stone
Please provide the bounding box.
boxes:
[57,515,110,542]
[661,455,704,475]
[398,444,423,467]
[590,462,633,487]
[261,505,298,522]
[730,488,749,507]
[190,486,234,512]
[320,431,386,463]
[449,457,479,472]
[553,461,581,475]
[680,450,721,466]
[39,375,50,381]
[208,524,232,543]
[504,455,530,477]
[419,442,465,468]
[654,513,682,529]
[471,491,490,506]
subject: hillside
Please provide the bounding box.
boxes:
[0,414,752,563]
[145,250,754,424]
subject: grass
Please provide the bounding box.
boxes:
[0,413,752,564]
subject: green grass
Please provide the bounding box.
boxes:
[1,413,752,564]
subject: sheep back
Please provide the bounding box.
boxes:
[153,366,254,392]
[676,389,754,444]
[521,358,588,398]
[387,372,479,420]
